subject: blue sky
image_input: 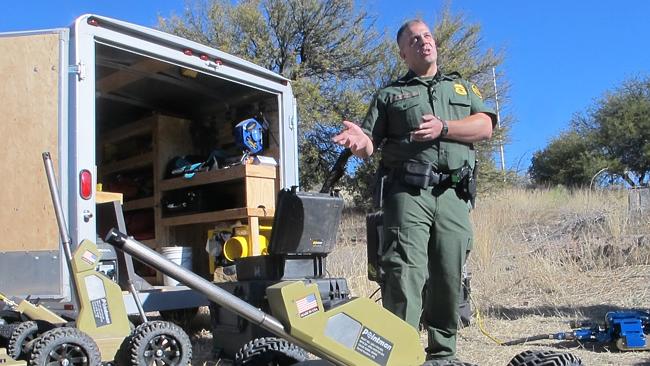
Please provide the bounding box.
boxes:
[2,1,649,172]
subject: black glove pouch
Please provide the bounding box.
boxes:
[401,161,432,189]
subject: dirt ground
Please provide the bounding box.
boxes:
[187,189,650,366]
[187,273,650,366]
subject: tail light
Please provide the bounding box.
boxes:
[79,170,92,200]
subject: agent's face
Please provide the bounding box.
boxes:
[398,21,437,73]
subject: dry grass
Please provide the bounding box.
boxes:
[326,187,650,366]
[193,187,650,365]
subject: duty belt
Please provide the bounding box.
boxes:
[391,161,452,189]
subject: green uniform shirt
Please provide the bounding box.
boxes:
[361,70,496,170]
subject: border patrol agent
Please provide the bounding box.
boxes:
[333,19,496,360]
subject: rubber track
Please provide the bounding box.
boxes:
[507,350,583,366]
[236,337,308,365]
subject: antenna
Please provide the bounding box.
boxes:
[492,67,506,171]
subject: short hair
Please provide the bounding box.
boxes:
[396,19,426,45]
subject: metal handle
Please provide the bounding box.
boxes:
[42,152,79,311]
[104,229,347,366]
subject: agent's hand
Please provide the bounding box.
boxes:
[411,114,444,141]
[332,120,373,158]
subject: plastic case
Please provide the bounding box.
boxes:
[234,254,326,280]
[268,188,343,255]
[161,188,211,217]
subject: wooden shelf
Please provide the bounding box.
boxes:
[97,113,280,268]
[100,152,153,176]
[159,164,276,192]
[96,191,123,204]
[160,207,274,226]
[123,197,155,211]
[100,117,153,145]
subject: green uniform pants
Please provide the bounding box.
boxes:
[380,181,472,360]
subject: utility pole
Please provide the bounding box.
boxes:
[492,67,506,171]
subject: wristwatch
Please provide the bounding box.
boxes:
[440,118,448,137]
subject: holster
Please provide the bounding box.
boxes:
[455,160,478,206]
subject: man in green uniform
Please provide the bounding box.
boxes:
[333,19,496,361]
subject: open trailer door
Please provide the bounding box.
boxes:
[0,29,70,298]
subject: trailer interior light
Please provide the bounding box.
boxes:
[79,170,92,200]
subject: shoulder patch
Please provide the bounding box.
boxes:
[454,83,467,96]
[471,84,483,99]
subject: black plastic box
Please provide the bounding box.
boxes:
[235,254,326,280]
[161,188,212,217]
[210,278,350,358]
[268,188,344,255]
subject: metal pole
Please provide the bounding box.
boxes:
[104,229,346,366]
[492,67,506,172]
[42,152,74,263]
[42,152,79,311]
[127,281,148,323]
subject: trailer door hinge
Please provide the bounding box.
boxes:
[68,62,86,81]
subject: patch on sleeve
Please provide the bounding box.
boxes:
[471,84,483,99]
[454,83,467,96]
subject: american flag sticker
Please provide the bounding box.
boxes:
[296,293,319,318]
[81,250,97,266]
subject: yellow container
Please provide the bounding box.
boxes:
[223,225,272,261]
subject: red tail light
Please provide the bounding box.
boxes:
[79,170,92,200]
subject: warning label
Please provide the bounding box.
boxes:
[354,327,393,365]
[90,297,112,327]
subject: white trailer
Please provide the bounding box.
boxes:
[0,14,299,313]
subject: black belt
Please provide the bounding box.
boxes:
[390,161,453,188]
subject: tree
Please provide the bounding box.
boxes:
[531,76,650,188]
[158,0,390,191]
[158,1,509,199]
[529,130,607,187]
[589,77,650,186]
